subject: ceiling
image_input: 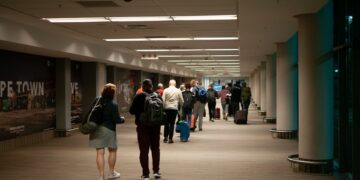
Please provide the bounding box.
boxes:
[0,0,327,77]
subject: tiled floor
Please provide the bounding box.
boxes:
[0,108,335,180]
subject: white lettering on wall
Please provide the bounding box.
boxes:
[0,81,45,98]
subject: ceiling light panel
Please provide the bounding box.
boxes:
[109,16,172,22]
[158,55,239,58]
[167,60,240,62]
[104,37,238,42]
[42,17,108,23]
[136,49,239,52]
[42,15,237,23]
[172,15,237,21]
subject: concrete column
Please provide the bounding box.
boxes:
[56,59,72,132]
[266,55,276,119]
[255,67,261,109]
[252,69,258,106]
[297,14,333,160]
[81,62,106,118]
[260,61,266,113]
[276,43,298,132]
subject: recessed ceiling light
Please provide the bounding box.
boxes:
[194,37,238,41]
[104,37,238,42]
[158,55,239,58]
[42,15,237,23]
[42,17,108,23]
[167,60,240,62]
[109,16,172,22]
[136,48,239,52]
[104,38,148,41]
[172,15,237,21]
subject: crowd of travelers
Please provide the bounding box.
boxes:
[82,79,251,180]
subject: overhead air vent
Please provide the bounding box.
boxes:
[77,1,119,7]
[123,24,152,29]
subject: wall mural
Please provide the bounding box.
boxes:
[71,61,82,124]
[114,69,140,112]
[0,50,56,141]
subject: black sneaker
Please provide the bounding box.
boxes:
[154,171,162,179]
[168,139,174,144]
[141,175,150,180]
[163,138,168,143]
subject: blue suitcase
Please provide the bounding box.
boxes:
[180,121,190,142]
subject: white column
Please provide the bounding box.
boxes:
[260,61,266,113]
[276,43,298,131]
[297,14,334,160]
[254,67,261,108]
[266,55,276,118]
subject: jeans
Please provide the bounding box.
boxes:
[164,109,178,140]
[136,124,160,176]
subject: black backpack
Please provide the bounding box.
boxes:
[207,89,217,102]
[140,92,166,126]
[182,91,194,109]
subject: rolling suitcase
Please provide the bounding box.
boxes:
[234,110,247,124]
[214,107,221,119]
[180,121,190,142]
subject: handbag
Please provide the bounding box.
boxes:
[79,97,103,134]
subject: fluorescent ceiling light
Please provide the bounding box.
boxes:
[104,38,148,41]
[172,15,237,21]
[167,60,240,62]
[176,63,240,65]
[148,38,193,41]
[104,37,238,42]
[43,15,237,23]
[136,48,239,52]
[42,17,108,23]
[185,66,240,68]
[109,16,172,22]
[194,37,238,41]
[158,55,239,58]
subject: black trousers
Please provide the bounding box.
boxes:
[164,109,178,140]
[208,101,216,120]
[232,101,240,114]
[241,100,251,111]
[136,124,160,176]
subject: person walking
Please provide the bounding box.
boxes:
[89,83,123,180]
[129,79,162,180]
[182,83,195,125]
[191,80,207,131]
[207,83,219,122]
[230,81,242,114]
[155,83,164,96]
[219,85,231,120]
[241,82,252,111]
[162,79,184,143]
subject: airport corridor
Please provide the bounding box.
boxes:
[0,107,334,180]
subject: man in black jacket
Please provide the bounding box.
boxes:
[129,79,162,180]
[230,81,242,115]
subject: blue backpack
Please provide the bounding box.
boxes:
[196,86,207,103]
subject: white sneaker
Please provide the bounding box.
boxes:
[99,176,104,180]
[108,171,121,179]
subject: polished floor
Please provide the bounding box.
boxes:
[0,106,334,180]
